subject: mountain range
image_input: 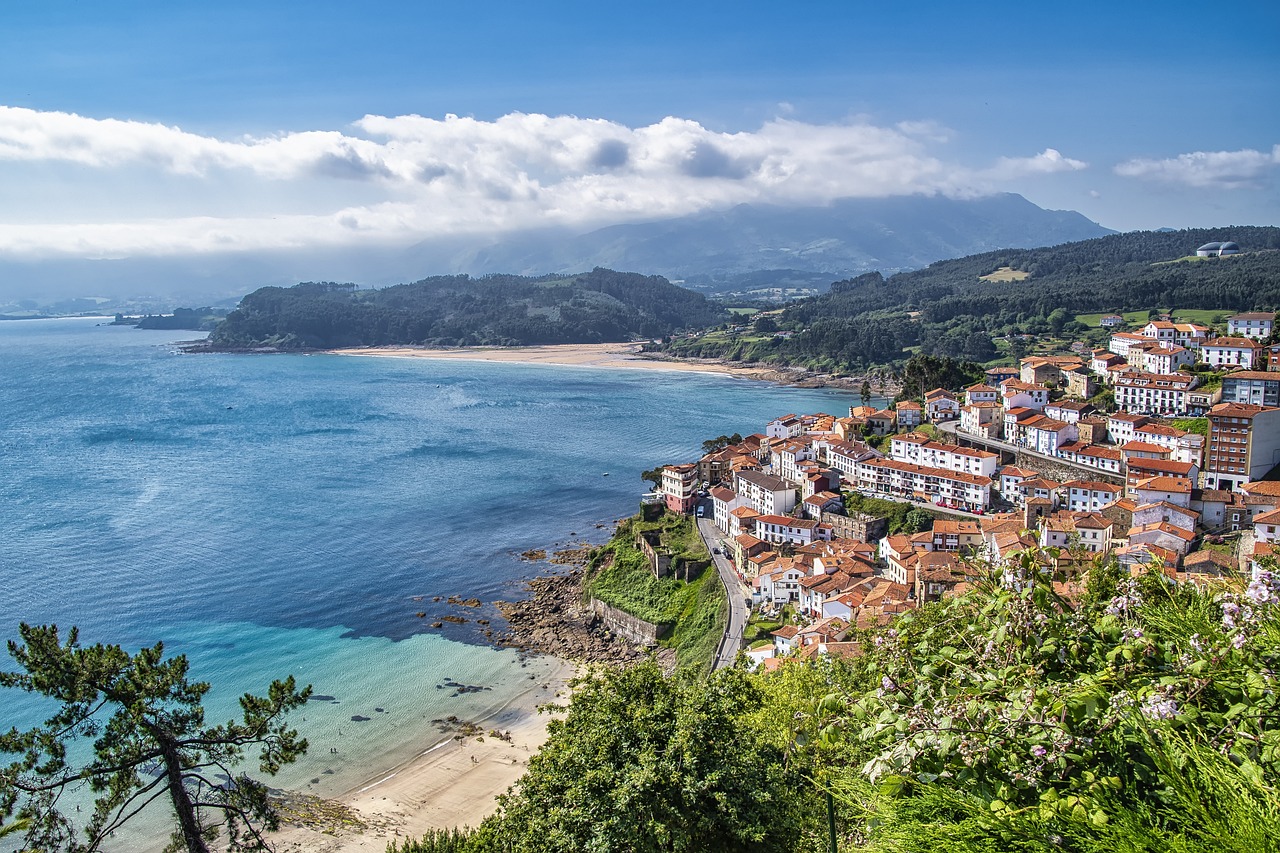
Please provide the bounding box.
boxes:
[1,193,1112,309]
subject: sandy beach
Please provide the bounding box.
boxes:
[271,657,576,852]
[328,342,780,381]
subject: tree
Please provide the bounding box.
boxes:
[467,662,802,852]
[753,315,778,335]
[700,433,743,455]
[859,380,872,408]
[641,467,665,489]
[0,624,311,853]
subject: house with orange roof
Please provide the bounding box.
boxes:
[890,433,1000,477]
[1132,476,1194,509]
[853,457,992,510]
[1056,441,1124,474]
[755,559,805,606]
[895,400,922,429]
[1125,458,1198,495]
[1254,508,1280,546]
[753,514,827,547]
[1203,337,1264,370]
[1062,480,1122,513]
[1127,521,1197,557]
[924,388,959,422]
[660,463,699,514]
[931,519,983,553]
[960,401,1003,440]
[965,382,1000,406]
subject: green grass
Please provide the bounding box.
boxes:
[1074,308,1231,329]
[726,307,758,316]
[585,514,722,673]
[743,616,783,646]
[1169,308,1231,326]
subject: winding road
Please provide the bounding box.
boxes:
[695,504,751,670]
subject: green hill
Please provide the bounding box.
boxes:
[206,268,727,350]
[656,226,1280,372]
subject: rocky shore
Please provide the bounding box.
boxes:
[493,549,670,669]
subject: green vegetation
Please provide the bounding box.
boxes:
[1171,417,1209,436]
[0,624,310,853]
[393,555,1280,853]
[653,227,1280,373]
[844,493,936,534]
[584,514,722,672]
[208,268,728,350]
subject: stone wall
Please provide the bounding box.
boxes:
[1014,451,1125,487]
[821,511,887,543]
[589,598,673,646]
[636,530,673,578]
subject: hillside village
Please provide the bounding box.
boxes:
[655,310,1280,667]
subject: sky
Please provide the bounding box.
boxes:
[0,0,1277,294]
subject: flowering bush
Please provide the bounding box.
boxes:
[824,551,1280,847]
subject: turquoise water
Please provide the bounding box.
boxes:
[0,317,865,838]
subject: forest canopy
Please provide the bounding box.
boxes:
[207,268,727,350]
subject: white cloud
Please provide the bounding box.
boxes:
[0,106,1089,259]
[1114,145,1280,189]
[982,148,1088,180]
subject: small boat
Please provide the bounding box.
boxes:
[602,472,609,476]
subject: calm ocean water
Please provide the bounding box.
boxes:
[0,317,866,840]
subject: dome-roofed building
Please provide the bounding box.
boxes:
[1196,241,1241,257]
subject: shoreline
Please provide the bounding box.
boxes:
[325,342,898,394]
[270,652,577,852]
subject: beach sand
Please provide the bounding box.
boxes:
[328,342,778,380]
[271,657,576,852]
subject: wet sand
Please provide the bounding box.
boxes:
[271,657,576,852]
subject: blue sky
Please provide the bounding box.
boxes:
[0,0,1277,275]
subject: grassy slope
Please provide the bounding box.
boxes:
[585,514,724,673]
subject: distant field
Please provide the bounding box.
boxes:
[1170,308,1231,326]
[726,307,758,316]
[1074,308,1230,329]
[979,266,1031,282]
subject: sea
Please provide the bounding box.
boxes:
[0,317,869,844]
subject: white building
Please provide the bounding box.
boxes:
[1227,312,1275,341]
[1061,480,1123,513]
[853,458,992,511]
[1201,338,1262,370]
[1113,371,1198,415]
[889,433,1000,478]
[734,469,797,516]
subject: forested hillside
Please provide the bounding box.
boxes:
[657,227,1280,372]
[206,268,726,350]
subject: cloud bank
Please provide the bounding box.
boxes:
[0,106,1087,259]
[1115,145,1280,189]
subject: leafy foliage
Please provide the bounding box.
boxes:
[0,624,310,853]
[467,662,804,853]
[208,269,727,349]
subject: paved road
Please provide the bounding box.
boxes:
[695,507,751,670]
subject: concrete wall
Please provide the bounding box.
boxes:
[589,599,672,646]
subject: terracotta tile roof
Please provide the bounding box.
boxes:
[1135,476,1193,493]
